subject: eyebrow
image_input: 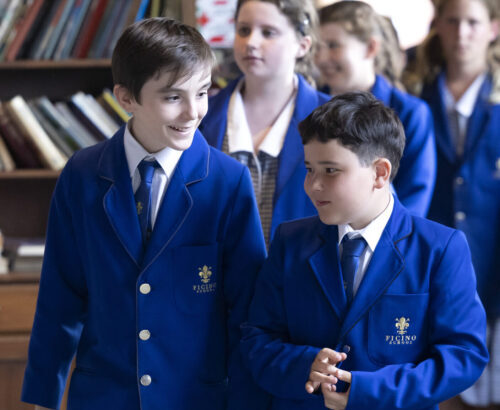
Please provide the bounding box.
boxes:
[157,81,212,93]
[304,160,341,165]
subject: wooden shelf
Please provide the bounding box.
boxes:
[0,273,40,284]
[0,169,60,179]
[0,59,111,70]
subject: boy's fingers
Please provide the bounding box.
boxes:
[312,361,340,375]
[305,380,319,393]
[308,371,338,385]
[334,368,352,383]
[317,348,344,363]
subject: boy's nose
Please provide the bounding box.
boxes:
[183,100,198,120]
[246,30,261,49]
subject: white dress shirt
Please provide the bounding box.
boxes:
[123,120,182,228]
[338,193,394,296]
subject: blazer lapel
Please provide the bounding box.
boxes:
[308,224,347,320]
[99,128,143,267]
[142,131,210,269]
[423,74,457,163]
[463,76,492,162]
[339,199,409,338]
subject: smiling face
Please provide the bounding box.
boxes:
[116,68,212,153]
[435,0,498,69]
[304,138,382,229]
[315,22,375,94]
[233,1,310,81]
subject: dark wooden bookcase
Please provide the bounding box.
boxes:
[0,59,113,410]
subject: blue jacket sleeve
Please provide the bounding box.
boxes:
[394,100,436,217]
[21,157,87,409]
[346,230,488,410]
[241,226,321,401]
[223,166,270,409]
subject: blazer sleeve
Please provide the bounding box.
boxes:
[222,166,271,410]
[240,226,322,401]
[21,156,87,409]
[393,100,436,217]
[346,230,489,410]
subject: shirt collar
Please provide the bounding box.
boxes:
[338,193,394,252]
[442,72,486,117]
[226,76,297,158]
[124,119,183,179]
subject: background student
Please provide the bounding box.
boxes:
[404,0,500,409]
[200,0,330,247]
[315,1,436,217]
[22,18,267,410]
[241,91,488,410]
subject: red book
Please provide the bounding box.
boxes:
[71,0,110,59]
[5,0,46,62]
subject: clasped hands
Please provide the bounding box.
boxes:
[305,348,352,410]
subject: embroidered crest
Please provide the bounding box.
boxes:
[198,265,212,283]
[395,317,410,335]
[193,265,217,294]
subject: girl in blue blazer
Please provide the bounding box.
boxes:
[200,0,330,247]
[315,1,436,217]
[404,0,500,408]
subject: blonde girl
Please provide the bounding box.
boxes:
[200,0,330,247]
[405,1,500,409]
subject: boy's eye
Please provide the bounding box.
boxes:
[197,90,208,98]
[262,28,277,38]
[236,26,251,37]
[327,41,340,50]
[164,95,180,102]
[305,167,312,173]
[325,168,338,174]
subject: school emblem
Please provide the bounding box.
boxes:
[193,265,216,294]
[136,201,143,215]
[198,265,212,283]
[395,317,410,335]
[385,316,416,345]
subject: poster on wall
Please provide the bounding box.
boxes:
[196,0,237,48]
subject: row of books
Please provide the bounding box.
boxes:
[0,89,130,171]
[0,235,45,274]
[0,0,176,62]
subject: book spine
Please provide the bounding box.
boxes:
[6,96,67,170]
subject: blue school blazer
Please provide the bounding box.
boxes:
[421,73,500,319]
[371,75,436,217]
[241,198,488,410]
[199,74,331,242]
[21,128,267,410]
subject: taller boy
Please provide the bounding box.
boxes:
[21,19,267,410]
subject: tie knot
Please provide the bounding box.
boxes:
[342,236,367,258]
[137,159,159,184]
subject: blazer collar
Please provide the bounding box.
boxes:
[308,198,411,330]
[98,127,209,268]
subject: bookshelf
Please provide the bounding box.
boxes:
[0,59,113,410]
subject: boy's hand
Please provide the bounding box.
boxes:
[305,348,347,394]
[321,368,352,409]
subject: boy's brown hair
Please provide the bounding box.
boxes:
[112,18,216,102]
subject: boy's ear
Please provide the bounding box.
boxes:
[114,84,137,113]
[490,18,499,42]
[296,35,312,59]
[365,36,380,60]
[373,158,391,189]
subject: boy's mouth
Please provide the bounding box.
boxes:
[169,125,192,132]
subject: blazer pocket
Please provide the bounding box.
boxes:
[367,293,429,366]
[173,243,222,315]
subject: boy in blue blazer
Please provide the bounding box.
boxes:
[241,91,488,410]
[21,19,267,410]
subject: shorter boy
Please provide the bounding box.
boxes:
[241,91,488,410]
[22,18,267,410]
